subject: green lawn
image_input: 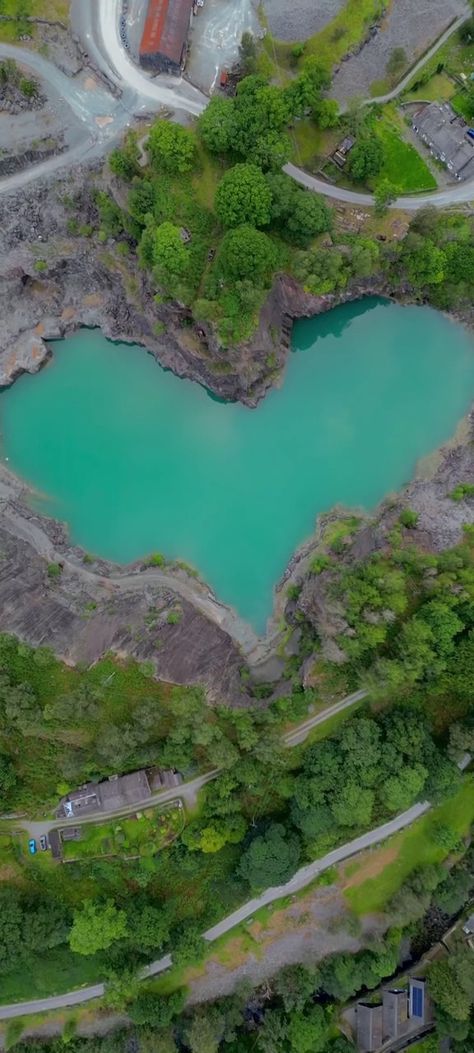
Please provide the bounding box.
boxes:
[405,30,474,93]
[346,777,474,915]
[290,121,339,170]
[405,72,456,103]
[373,108,437,192]
[0,945,103,1003]
[451,90,474,121]
[62,804,184,862]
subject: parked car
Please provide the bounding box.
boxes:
[40,835,48,851]
[28,838,37,854]
[219,69,228,88]
[207,247,216,262]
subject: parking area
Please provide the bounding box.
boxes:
[186,0,259,94]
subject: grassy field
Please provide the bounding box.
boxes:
[263,0,389,75]
[62,804,184,862]
[345,777,474,915]
[404,29,474,96]
[0,945,103,1003]
[373,107,437,192]
[0,0,69,43]
[290,121,339,170]
[405,72,456,103]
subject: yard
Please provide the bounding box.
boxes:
[61,804,184,862]
[345,777,474,915]
[372,106,437,192]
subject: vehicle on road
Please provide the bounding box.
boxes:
[28,838,37,854]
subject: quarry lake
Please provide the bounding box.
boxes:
[1,298,474,632]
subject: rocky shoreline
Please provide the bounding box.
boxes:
[0,169,473,702]
[0,166,393,405]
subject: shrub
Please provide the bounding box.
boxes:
[47,562,62,580]
[399,508,419,528]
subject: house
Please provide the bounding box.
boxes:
[356,1002,384,1052]
[139,0,194,75]
[462,914,474,936]
[355,979,433,1051]
[409,977,433,1025]
[58,769,152,819]
[333,135,356,168]
[383,987,408,1041]
[412,102,474,181]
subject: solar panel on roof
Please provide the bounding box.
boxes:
[411,986,423,1018]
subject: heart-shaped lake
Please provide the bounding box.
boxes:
[1,298,474,632]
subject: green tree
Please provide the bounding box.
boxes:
[197,96,235,153]
[109,131,140,181]
[147,120,196,174]
[239,30,258,74]
[287,1005,328,1052]
[401,235,446,286]
[184,1006,225,1053]
[152,222,189,282]
[374,179,398,216]
[215,164,272,228]
[70,900,127,955]
[313,98,339,128]
[428,958,473,1021]
[381,764,428,812]
[349,138,384,182]
[129,990,185,1027]
[238,822,301,891]
[220,224,277,282]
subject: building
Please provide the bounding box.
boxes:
[462,914,474,936]
[383,987,408,1041]
[333,135,356,168]
[357,1002,384,1052]
[412,102,474,181]
[58,770,152,819]
[409,977,432,1025]
[139,0,194,75]
[355,979,433,1051]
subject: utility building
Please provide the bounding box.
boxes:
[383,988,408,1041]
[139,0,194,75]
[356,1002,383,1052]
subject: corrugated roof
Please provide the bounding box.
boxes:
[140,0,193,65]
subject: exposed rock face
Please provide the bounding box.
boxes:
[0,168,388,405]
[0,517,248,706]
[292,424,474,658]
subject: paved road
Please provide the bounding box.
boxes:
[0,797,433,1019]
[1,0,474,209]
[17,771,218,840]
[283,161,474,210]
[283,689,368,746]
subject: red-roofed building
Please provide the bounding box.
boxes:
[139,0,194,75]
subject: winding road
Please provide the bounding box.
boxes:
[0,798,436,1019]
[0,0,473,209]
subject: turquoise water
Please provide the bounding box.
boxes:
[1,298,474,632]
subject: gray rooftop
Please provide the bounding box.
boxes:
[412,102,474,179]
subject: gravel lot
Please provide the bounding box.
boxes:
[263,0,345,43]
[187,886,386,1005]
[187,0,259,93]
[331,0,470,105]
